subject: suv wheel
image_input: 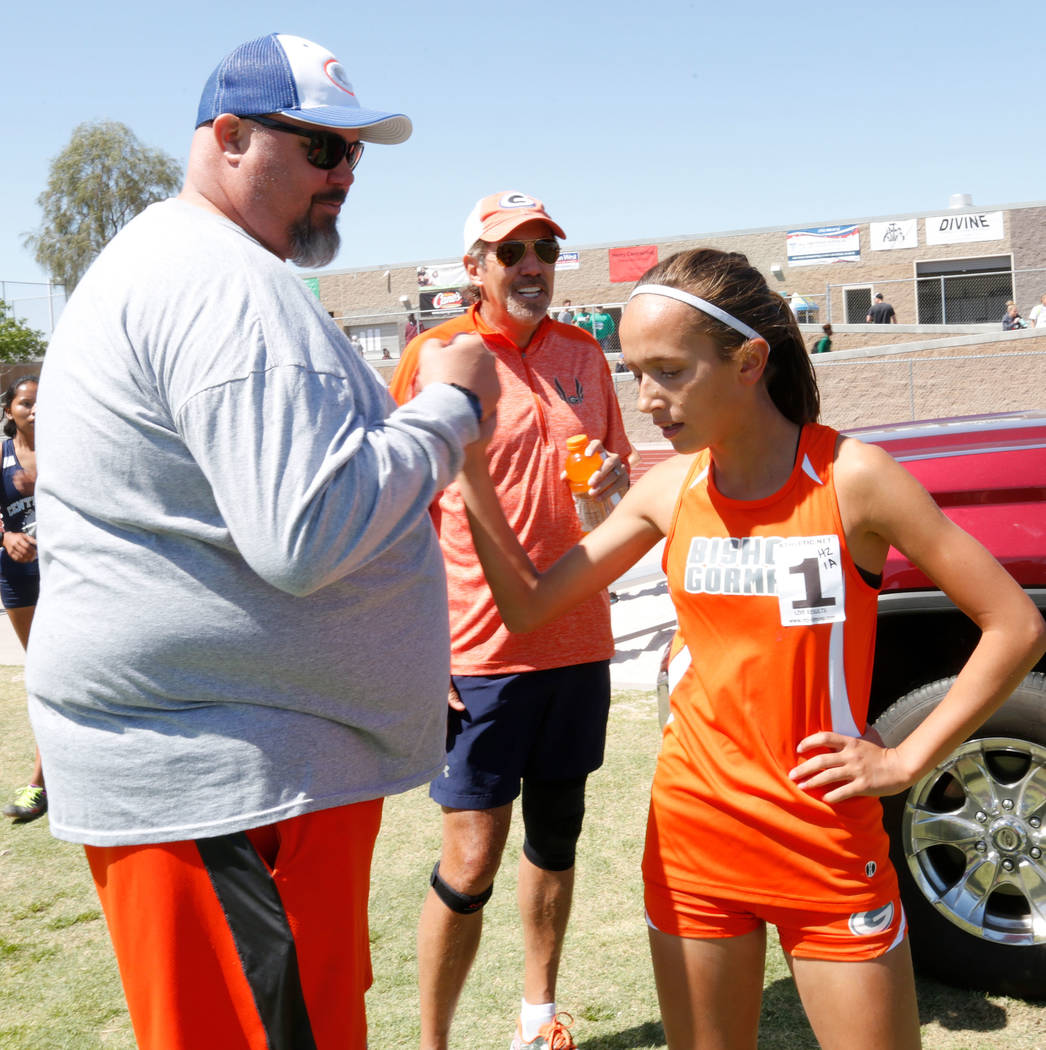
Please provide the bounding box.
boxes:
[873,673,1046,999]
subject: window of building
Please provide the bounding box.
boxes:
[342,323,398,358]
[844,286,873,323]
[915,256,1013,324]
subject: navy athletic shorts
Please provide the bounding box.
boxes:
[431,660,612,810]
[0,553,39,609]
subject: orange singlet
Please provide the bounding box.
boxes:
[644,424,898,914]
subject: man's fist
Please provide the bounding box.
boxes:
[417,334,499,424]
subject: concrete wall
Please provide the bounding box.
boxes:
[613,328,1046,443]
[1012,206,1046,311]
[811,328,1046,431]
[372,328,1046,446]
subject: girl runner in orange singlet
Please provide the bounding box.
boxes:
[443,248,1046,1050]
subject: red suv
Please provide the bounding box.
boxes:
[657,411,1046,999]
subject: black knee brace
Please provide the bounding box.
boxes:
[521,775,587,872]
[429,861,493,914]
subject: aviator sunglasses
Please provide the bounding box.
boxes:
[246,115,365,171]
[491,238,560,267]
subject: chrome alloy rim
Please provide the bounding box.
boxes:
[902,737,1046,945]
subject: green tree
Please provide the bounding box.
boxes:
[24,121,182,293]
[0,300,47,362]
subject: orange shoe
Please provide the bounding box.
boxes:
[509,1012,576,1049]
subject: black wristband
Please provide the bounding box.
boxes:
[448,383,483,423]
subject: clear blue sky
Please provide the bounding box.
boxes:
[3,0,1043,320]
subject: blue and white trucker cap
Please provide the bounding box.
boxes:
[195,33,412,144]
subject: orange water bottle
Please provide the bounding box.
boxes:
[565,434,614,533]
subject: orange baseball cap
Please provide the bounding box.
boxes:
[463,191,566,252]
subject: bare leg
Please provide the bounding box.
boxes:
[6,606,43,788]
[418,804,513,1050]
[7,605,34,650]
[790,940,921,1050]
[27,745,43,786]
[518,854,574,1005]
[648,924,766,1050]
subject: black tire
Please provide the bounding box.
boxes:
[873,673,1046,1000]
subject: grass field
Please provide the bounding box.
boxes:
[2,668,1045,1048]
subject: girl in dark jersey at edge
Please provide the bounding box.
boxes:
[448,250,1046,1050]
[1,376,45,824]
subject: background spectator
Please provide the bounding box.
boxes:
[1027,293,1046,328]
[867,293,897,324]
[1002,302,1027,331]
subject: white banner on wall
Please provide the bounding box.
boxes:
[869,219,918,251]
[556,250,580,271]
[925,211,1004,246]
[786,225,860,266]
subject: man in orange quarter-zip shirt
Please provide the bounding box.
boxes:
[389,191,632,1050]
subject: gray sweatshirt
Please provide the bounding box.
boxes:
[27,199,474,846]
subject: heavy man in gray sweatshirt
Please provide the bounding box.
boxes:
[27,33,497,1050]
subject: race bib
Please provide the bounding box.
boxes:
[773,535,846,626]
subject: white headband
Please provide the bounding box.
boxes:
[628,284,765,344]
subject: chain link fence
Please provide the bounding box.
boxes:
[330,309,414,362]
[773,266,1046,326]
[814,348,1046,430]
[827,269,1017,325]
[614,344,1046,445]
[0,282,67,338]
[341,277,1031,361]
[334,302,634,358]
[821,266,1046,326]
[914,270,1016,324]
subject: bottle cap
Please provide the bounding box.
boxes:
[566,434,588,452]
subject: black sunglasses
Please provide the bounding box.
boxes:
[491,238,560,267]
[246,115,364,171]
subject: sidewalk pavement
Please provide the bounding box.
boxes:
[0,612,24,666]
[0,548,676,690]
[608,540,674,690]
